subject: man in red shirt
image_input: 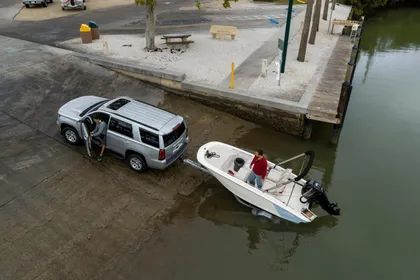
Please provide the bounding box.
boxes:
[248,149,268,189]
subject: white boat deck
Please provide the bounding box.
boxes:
[201,144,309,213]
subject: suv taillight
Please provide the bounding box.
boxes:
[158,149,165,160]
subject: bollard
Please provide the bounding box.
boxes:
[89,21,100,40]
[350,45,359,63]
[261,59,268,78]
[337,81,352,122]
[355,35,361,47]
[229,62,235,89]
[80,24,92,44]
[345,61,354,83]
[103,41,109,56]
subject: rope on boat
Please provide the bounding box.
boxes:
[205,150,220,158]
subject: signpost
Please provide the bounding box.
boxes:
[281,0,294,73]
[277,38,284,86]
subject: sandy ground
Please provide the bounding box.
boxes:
[15,0,134,21]
[248,4,351,102]
[58,28,279,85]
[57,3,351,104]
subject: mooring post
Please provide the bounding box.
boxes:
[336,81,352,124]
[332,82,352,144]
[330,124,341,145]
[350,45,359,63]
[303,119,312,140]
[345,61,355,83]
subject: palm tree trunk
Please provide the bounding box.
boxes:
[309,0,322,44]
[322,0,329,20]
[297,0,314,62]
[145,3,156,51]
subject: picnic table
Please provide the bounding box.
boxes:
[161,33,194,48]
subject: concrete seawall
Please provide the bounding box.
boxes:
[75,53,307,137]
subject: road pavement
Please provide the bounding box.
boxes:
[0,0,302,45]
[0,35,256,279]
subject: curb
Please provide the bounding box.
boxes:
[72,52,307,136]
[73,52,186,82]
[182,81,307,114]
[72,53,306,114]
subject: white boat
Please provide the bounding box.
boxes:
[187,141,341,224]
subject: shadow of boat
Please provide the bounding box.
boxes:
[198,188,339,234]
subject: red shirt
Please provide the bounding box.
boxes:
[251,156,268,179]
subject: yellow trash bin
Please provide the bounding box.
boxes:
[80,24,92,44]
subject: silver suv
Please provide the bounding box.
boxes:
[57,95,189,172]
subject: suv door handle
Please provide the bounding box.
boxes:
[123,140,129,144]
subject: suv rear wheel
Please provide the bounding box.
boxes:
[127,153,147,172]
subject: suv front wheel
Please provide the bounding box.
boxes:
[62,126,81,145]
[127,154,147,172]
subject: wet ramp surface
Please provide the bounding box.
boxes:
[0,35,256,279]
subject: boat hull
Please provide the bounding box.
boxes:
[197,141,312,224]
[209,171,309,224]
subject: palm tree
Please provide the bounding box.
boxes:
[309,0,322,44]
[135,0,157,51]
[135,0,237,51]
[322,0,329,21]
[297,0,314,62]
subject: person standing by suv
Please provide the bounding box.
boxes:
[248,149,268,189]
[90,116,107,162]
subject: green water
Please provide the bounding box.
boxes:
[123,8,420,279]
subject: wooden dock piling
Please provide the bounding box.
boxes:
[306,18,364,144]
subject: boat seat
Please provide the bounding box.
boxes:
[262,168,293,193]
[261,179,276,191]
[235,166,251,181]
[266,168,292,184]
[221,154,240,172]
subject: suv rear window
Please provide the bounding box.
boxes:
[163,122,186,147]
[139,129,159,148]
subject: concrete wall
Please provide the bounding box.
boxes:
[75,53,306,138]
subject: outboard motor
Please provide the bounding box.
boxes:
[300,180,341,216]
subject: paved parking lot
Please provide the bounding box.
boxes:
[0,35,256,279]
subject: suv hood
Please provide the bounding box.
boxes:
[58,95,108,120]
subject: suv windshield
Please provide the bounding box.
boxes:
[79,100,109,117]
[163,122,186,147]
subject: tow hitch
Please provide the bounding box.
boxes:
[178,157,210,174]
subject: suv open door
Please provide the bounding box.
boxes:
[79,116,93,157]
